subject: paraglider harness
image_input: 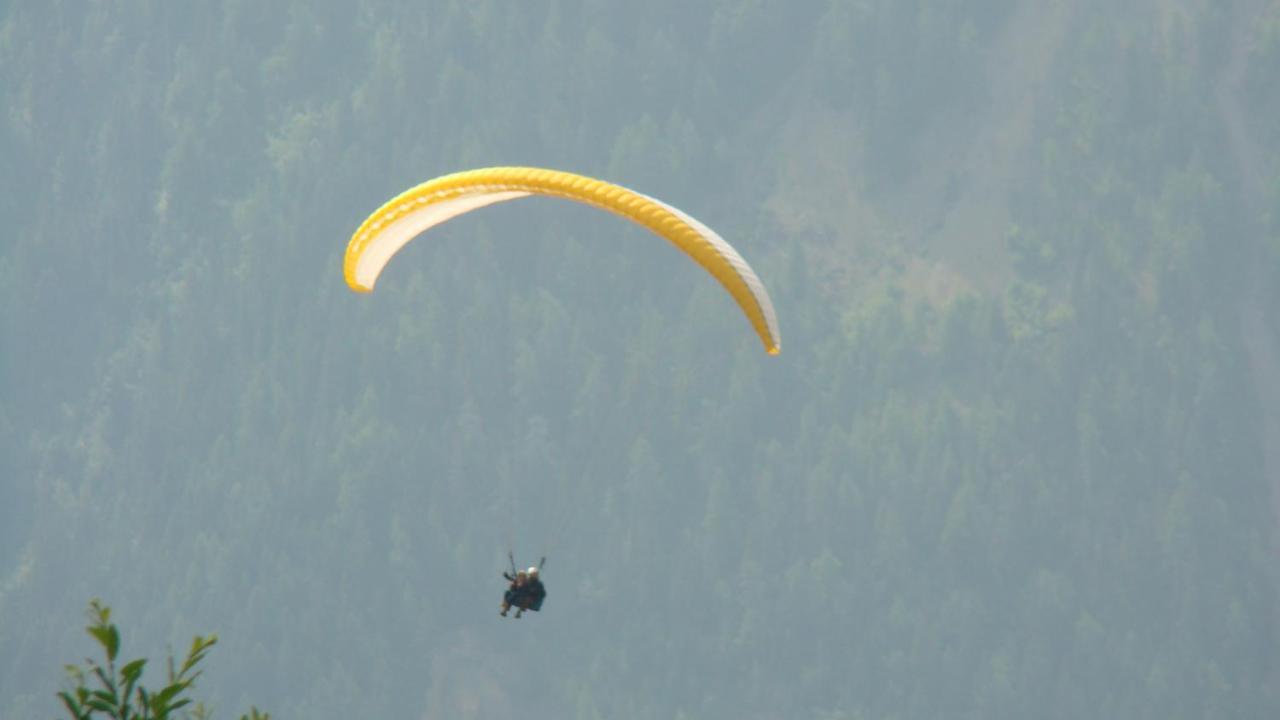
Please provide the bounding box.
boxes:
[501,551,547,618]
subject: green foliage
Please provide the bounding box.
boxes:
[57,600,267,720]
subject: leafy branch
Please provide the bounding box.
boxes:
[57,599,268,720]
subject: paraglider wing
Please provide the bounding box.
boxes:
[343,166,780,354]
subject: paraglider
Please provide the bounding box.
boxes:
[500,554,546,619]
[343,166,780,354]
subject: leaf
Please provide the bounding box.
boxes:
[179,634,218,678]
[121,658,147,683]
[57,690,86,720]
[63,663,87,686]
[88,599,110,626]
[119,658,146,719]
[86,624,119,662]
[85,697,115,713]
[151,680,190,714]
[106,624,120,662]
[91,688,118,707]
[91,666,117,698]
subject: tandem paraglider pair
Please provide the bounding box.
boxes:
[342,167,781,620]
[500,554,546,619]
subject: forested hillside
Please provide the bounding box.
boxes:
[2,2,1278,718]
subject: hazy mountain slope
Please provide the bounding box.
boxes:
[2,2,1278,718]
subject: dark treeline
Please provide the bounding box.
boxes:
[2,2,1278,718]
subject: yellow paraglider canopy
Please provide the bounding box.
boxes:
[344,166,780,354]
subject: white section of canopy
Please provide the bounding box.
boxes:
[350,190,531,290]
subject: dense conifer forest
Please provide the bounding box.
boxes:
[3,2,1279,717]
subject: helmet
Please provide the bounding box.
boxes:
[527,566,539,577]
